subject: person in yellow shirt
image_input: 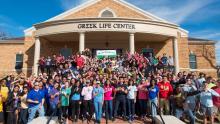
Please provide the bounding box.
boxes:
[0,80,9,102]
[0,86,4,124]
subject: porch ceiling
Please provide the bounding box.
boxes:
[41,32,170,43]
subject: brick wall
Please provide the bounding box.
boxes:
[0,43,24,77]
[64,0,150,20]
[188,42,217,77]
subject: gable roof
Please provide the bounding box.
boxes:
[24,0,183,36]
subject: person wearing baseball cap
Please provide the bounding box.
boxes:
[93,80,104,123]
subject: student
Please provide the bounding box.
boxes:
[147,79,159,117]
[70,80,82,123]
[19,86,29,124]
[27,82,45,122]
[127,79,137,122]
[81,80,93,121]
[113,77,128,121]
[104,79,114,121]
[48,82,60,118]
[5,85,20,124]
[158,76,173,115]
[0,86,3,124]
[137,78,148,118]
[199,81,220,124]
[60,81,71,121]
[93,81,104,124]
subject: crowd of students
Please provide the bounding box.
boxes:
[0,50,219,124]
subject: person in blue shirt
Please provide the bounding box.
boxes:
[70,80,82,123]
[27,82,45,122]
[147,79,159,117]
[199,81,220,124]
[93,80,104,124]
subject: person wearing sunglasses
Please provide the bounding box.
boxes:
[27,82,45,122]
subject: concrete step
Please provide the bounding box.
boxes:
[28,116,58,124]
[155,115,185,124]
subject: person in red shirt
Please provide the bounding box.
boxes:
[157,75,173,115]
[212,80,220,121]
[76,54,85,69]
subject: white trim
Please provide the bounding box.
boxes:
[45,0,101,22]
[180,68,190,70]
[24,0,181,36]
[98,7,117,18]
[24,0,100,36]
[190,69,217,72]
[178,27,188,37]
[24,27,35,36]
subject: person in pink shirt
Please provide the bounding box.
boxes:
[212,80,220,121]
[104,79,114,120]
[138,78,149,119]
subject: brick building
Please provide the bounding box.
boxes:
[0,0,217,77]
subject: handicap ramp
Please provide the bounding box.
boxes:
[155,115,185,124]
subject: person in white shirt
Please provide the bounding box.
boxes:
[127,79,137,122]
[81,80,93,121]
[199,81,220,124]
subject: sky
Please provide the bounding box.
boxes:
[0,0,220,63]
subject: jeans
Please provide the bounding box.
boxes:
[185,109,195,124]
[175,108,183,119]
[20,108,28,124]
[139,99,147,116]
[149,98,158,117]
[28,104,45,122]
[127,99,135,120]
[104,100,113,120]
[114,98,126,118]
[94,101,103,121]
[50,103,61,120]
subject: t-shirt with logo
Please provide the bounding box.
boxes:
[127,85,137,99]
[157,81,173,99]
[148,86,159,100]
[81,86,93,100]
[138,84,148,100]
[104,86,114,101]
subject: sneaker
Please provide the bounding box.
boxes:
[112,118,115,122]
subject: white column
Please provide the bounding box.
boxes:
[79,32,85,53]
[173,37,180,74]
[129,33,135,54]
[33,37,40,76]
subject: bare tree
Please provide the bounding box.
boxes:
[0,31,9,40]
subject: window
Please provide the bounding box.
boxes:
[60,48,72,58]
[101,10,114,17]
[15,54,23,70]
[189,53,197,69]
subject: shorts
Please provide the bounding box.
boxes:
[201,106,213,116]
[0,112,4,122]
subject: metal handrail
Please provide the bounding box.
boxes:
[151,102,165,124]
